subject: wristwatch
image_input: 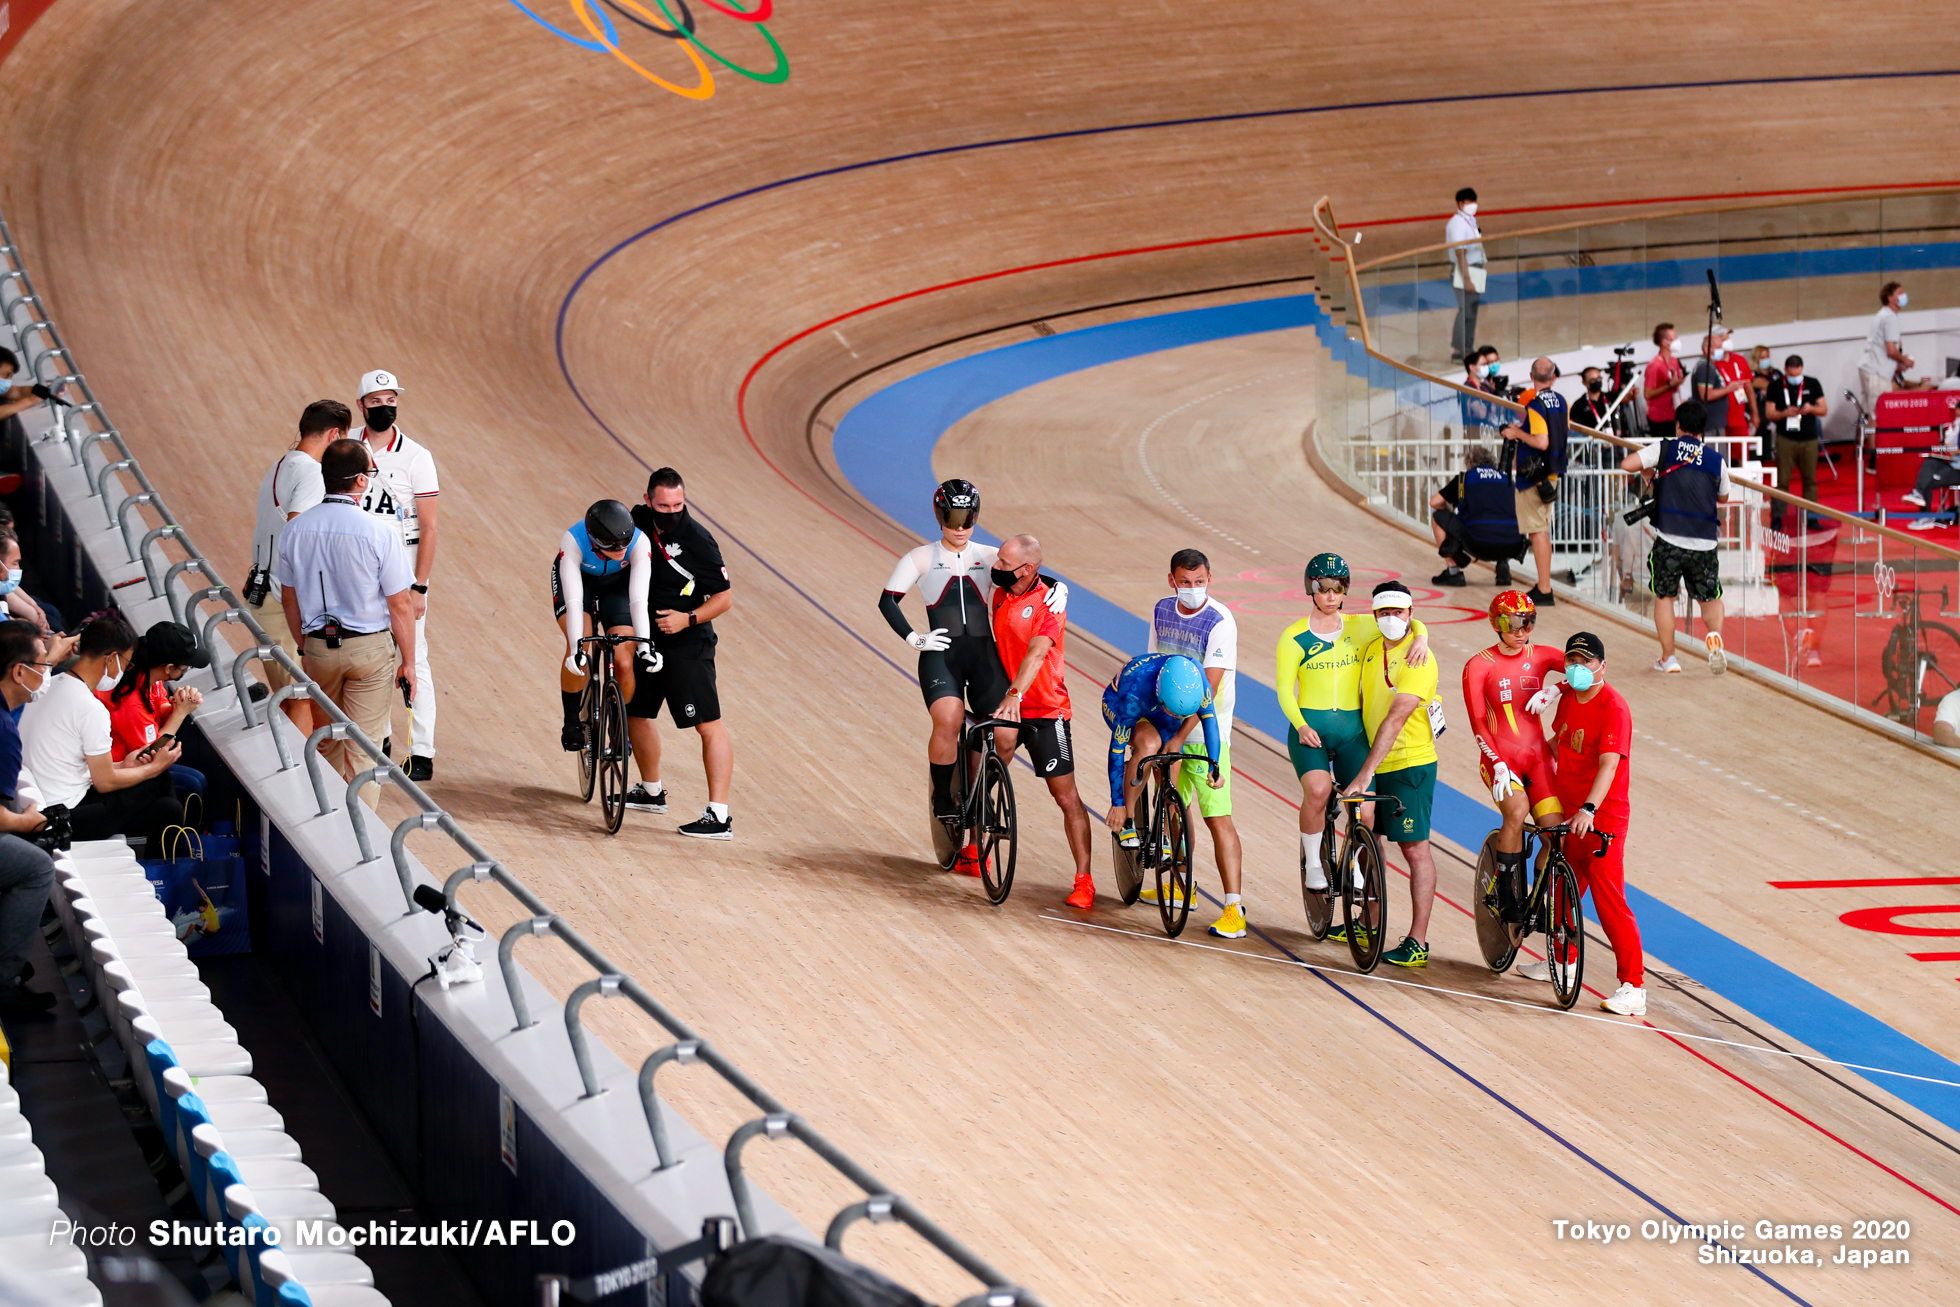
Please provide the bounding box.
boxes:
[411,582,429,595]
[687,612,696,627]
[1580,802,1598,814]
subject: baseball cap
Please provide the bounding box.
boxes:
[1370,580,1414,611]
[142,620,210,670]
[1565,631,1607,661]
[357,369,401,399]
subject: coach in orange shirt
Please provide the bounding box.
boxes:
[990,534,1096,909]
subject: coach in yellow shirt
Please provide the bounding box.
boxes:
[1346,580,1441,969]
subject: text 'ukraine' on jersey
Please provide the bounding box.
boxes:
[991,579,1070,719]
[1461,643,1561,762]
[880,541,1002,641]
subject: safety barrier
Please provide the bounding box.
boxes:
[0,208,1046,1307]
[1306,195,1960,757]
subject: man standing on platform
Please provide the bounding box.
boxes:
[1764,356,1826,531]
[1497,357,1568,606]
[1861,282,1913,417]
[626,468,735,839]
[1621,399,1731,675]
[352,370,440,782]
[1447,188,1485,363]
[248,400,345,729]
[1692,326,1754,453]
[1643,323,1686,442]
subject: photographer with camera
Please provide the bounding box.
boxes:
[1430,445,1525,586]
[1498,357,1568,607]
[1620,398,1733,675]
[248,401,347,730]
[0,622,59,1020]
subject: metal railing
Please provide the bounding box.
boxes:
[1306,195,1960,754]
[0,211,1046,1307]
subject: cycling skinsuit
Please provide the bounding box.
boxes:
[1276,613,1426,785]
[990,577,1073,777]
[1462,643,1564,822]
[552,522,652,640]
[1100,653,1219,811]
[880,541,1011,714]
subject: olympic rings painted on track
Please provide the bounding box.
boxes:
[498,0,786,100]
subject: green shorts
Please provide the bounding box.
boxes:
[1174,738,1232,819]
[1287,708,1369,786]
[1371,762,1436,844]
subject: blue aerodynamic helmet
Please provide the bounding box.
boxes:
[1155,655,1207,718]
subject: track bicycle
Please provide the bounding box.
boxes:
[1873,584,1960,727]
[1103,752,1197,938]
[575,633,655,836]
[1472,821,1615,1010]
[1301,791,1391,972]
[925,715,1019,904]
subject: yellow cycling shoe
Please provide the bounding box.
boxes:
[1207,904,1248,939]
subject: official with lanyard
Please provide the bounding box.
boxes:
[623,467,736,839]
[278,439,418,805]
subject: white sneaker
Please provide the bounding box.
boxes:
[1908,516,1944,531]
[1653,655,1682,674]
[1515,958,1552,981]
[1704,632,1726,676]
[1901,490,1928,508]
[1601,983,1648,1016]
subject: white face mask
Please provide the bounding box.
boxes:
[1377,614,1410,642]
[18,665,48,704]
[1176,584,1208,610]
[1786,372,1802,384]
[1462,202,1478,216]
[1710,347,1727,361]
[96,654,122,694]
[1898,292,1909,308]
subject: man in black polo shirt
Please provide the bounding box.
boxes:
[625,467,735,839]
[1429,445,1525,586]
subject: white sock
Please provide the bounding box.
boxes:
[1224,893,1242,908]
[706,802,729,822]
[645,781,664,796]
[1301,833,1328,889]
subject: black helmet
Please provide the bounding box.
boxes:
[584,499,635,550]
[933,478,981,531]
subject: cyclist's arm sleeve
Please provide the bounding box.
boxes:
[557,531,583,661]
[627,536,652,644]
[879,550,922,641]
[1276,633,1307,734]
[1463,659,1501,763]
[1107,717,1131,809]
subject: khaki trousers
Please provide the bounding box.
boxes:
[247,594,299,690]
[303,631,394,807]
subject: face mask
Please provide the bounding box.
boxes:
[363,404,396,432]
[96,655,123,694]
[1176,584,1207,609]
[1710,347,1727,361]
[1377,614,1410,642]
[1486,362,1501,378]
[1565,662,1596,691]
[0,567,19,597]
[1898,293,1909,308]
[1585,379,1603,393]
[1462,202,1478,216]
[990,564,1023,590]
[19,666,47,704]
[1786,372,1802,384]
[651,506,688,532]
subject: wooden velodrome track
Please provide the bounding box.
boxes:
[5,2,1960,1302]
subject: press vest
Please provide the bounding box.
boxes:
[1457,466,1522,542]
[1655,437,1724,543]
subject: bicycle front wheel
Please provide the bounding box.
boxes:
[1154,784,1194,938]
[598,678,630,835]
[576,677,597,803]
[1341,826,1387,973]
[1546,859,1586,1010]
[977,752,1017,905]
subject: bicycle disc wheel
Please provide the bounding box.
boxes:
[928,788,961,869]
[598,679,629,834]
[1474,831,1519,973]
[1154,785,1194,938]
[976,752,1017,905]
[1110,788,1146,904]
[1546,860,1586,1010]
[1341,827,1387,973]
[576,678,597,803]
[1302,839,1334,941]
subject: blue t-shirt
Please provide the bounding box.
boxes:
[0,702,21,802]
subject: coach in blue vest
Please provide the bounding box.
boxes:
[1620,398,1733,676]
[1430,445,1526,586]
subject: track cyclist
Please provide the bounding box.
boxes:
[878,478,1065,836]
[1276,552,1428,899]
[1101,654,1221,880]
[1463,590,1565,926]
[553,500,654,751]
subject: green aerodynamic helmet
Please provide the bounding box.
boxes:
[1303,551,1350,585]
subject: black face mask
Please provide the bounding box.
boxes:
[364,405,396,432]
[1586,380,1603,393]
[651,506,689,532]
[990,564,1023,590]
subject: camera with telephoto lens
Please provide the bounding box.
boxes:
[1623,486,1658,525]
[243,565,271,607]
[31,804,72,854]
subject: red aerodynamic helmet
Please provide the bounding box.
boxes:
[1489,589,1536,632]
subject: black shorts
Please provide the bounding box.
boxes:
[628,651,720,725]
[550,557,632,630]
[1010,716,1075,778]
[1649,536,1723,604]
[918,637,1009,716]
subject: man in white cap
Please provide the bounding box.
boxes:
[353,369,440,780]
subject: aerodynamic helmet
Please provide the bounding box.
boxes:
[933,478,981,530]
[584,499,636,551]
[1155,655,1207,719]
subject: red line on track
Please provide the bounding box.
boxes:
[1770,876,1960,889]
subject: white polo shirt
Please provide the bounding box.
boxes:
[356,424,440,548]
[251,449,326,588]
[20,673,114,810]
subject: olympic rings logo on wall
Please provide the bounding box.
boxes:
[502,0,786,101]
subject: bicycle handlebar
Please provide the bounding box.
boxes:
[1134,751,1216,774]
[578,633,653,648]
[1534,822,1617,858]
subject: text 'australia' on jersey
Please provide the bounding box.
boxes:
[880,541,1002,641]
